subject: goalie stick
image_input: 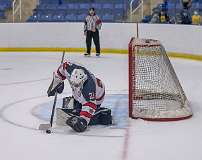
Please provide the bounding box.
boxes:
[39,51,65,133]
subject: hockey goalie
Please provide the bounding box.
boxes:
[47,60,112,132]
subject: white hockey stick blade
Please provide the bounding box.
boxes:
[39,124,51,130]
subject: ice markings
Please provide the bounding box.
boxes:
[32,94,129,128]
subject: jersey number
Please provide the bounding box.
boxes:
[89,92,95,100]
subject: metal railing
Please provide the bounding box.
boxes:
[12,0,22,22]
[130,0,144,22]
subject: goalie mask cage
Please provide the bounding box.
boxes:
[128,38,192,121]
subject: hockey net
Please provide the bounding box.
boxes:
[128,38,192,121]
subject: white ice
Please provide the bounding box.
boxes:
[0,52,202,160]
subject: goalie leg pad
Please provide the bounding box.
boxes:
[89,107,112,126]
[57,100,82,126]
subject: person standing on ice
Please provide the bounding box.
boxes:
[84,8,102,57]
[47,60,112,132]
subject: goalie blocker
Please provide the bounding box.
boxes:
[56,97,112,132]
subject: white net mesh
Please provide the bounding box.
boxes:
[129,38,192,121]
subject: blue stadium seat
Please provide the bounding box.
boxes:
[102,14,114,22]
[91,3,102,10]
[103,3,113,9]
[57,4,69,10]
[64,14,77,21]
[0,5,6,10]
[176,3,182,9]
[45,4,59,10]
[40,0,59,4]
[167,3,175,9]
[114,11,124,21]
[199,4,202,10]
[114,3,125,9]
[80,3,90,9]
[52,14,65,22]
[0,1,12,9]
[65,9,78,15]
[77,14,86,21]
[0,11,5,19]
[36,4,48,10]
[28,1,127,22]
[68,3,79,9]
[0,0,12,19]
[38,13,53,22]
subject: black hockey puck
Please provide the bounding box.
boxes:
[46,129,51,134]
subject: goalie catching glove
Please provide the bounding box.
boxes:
[47,72,64,97]
[66,116,87,132]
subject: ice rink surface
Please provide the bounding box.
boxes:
[0,52,202,160]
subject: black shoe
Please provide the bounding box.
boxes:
[84,53,90,56]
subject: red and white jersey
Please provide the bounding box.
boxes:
[70,77,105,106]
[56,61,105,123]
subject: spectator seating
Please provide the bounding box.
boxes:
[142,0,202,24]
[27,0,127,22]
[0,0,12,19]
[166,0,202,17]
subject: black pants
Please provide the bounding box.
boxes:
[86,30,100,54]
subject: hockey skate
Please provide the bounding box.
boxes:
[96,53,100,57]
[84,53,90,56]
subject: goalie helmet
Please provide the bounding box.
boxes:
[70,69,87,87]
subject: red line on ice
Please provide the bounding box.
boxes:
[122,120,131,160]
